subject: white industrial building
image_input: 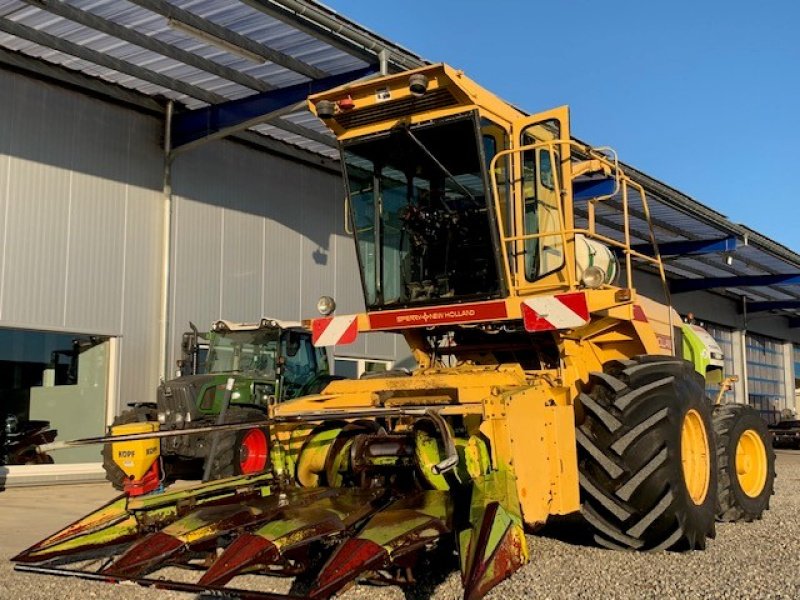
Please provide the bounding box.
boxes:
[0,0,797,485]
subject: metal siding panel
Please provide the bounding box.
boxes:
[365,332,399,361]
[170,141,227,363]
[1,75,74,326]
[0,68,166,411]
[119,184,164,408]
[169,193,223,355]
[298,168,337,318]
[64,99,130,331]
[200,139,303,324]
[0,73,10,310]
[118,113,165,410]
[214,142,267,323]
[259,154,305,322]
[221,207,264,322]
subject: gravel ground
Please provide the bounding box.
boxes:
[2,451,799,600]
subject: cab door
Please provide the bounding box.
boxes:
[511,106,574,292]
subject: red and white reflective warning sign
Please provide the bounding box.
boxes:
[312,315,358,346]
[521,292,589,332]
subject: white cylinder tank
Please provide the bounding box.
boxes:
[575,234,620,286]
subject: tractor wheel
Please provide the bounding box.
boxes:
[206,407,269,480]
[712,404,775,522]
[577,355,717,551]
[102,407,158,490]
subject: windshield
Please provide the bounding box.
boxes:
[343,114,500,309]
[205,329,279,378]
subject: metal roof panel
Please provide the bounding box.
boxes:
[0,0,797,318]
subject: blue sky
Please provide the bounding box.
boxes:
[323,0,799,250]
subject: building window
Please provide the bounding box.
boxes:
[703,322,736,403]
[746,333,785,424]
[0,328,111,466]
[333,357,393,379]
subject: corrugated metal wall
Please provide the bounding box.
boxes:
[0,66,407,422]
[0,68,164,411]
[168,139,406,368]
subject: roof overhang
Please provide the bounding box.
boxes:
[0,0,798,325]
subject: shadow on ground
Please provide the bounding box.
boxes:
[533,513,600,549]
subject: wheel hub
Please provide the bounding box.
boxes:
[735,429,767,498]
[681,409,710,505]
[239,428,269,474]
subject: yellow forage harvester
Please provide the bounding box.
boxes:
[13,64,776,600]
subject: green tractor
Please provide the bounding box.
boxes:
[102,318,332,488]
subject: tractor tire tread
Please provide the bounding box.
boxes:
[712,403,775,522]
[578,355,717,552]
[206,407,267,481]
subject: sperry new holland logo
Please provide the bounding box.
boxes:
[369,301,509,330]
[396,308,477,324]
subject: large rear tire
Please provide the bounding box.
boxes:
[206,407,269,480]
[712,403,775,522]
[102,407,158,490]
[577,355,717,551]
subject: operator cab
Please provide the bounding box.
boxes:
[343,113,502,309]
[331,66,588,311]
[312,64,672,361]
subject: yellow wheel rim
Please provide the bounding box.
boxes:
[735,429,768,498]
[681,409,710,505]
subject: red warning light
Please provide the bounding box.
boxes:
[338,95,355,111]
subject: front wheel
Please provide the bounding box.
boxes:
[206,407,269,480]
[577,356,717,551]
[713,404,775,522]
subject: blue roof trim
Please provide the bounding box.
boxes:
[172,65,378,148]
[671,273,800,293]
[744,300,800,313]
[573,177,616,201]
[626,236,739,258]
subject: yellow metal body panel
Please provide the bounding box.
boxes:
[308,64,522,140]
[479,383,580,527]
[274,365,530,414]
[110,422,159,480]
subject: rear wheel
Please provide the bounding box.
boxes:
[102,407,157,490]
[712,403,775,522]
[207,407,269,480]
[577,355,717,551]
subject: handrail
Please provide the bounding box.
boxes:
[489,139,667,305]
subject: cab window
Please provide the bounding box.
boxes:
[282,334,319,398]
[521,119,564,281]
[481,119,512,273]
